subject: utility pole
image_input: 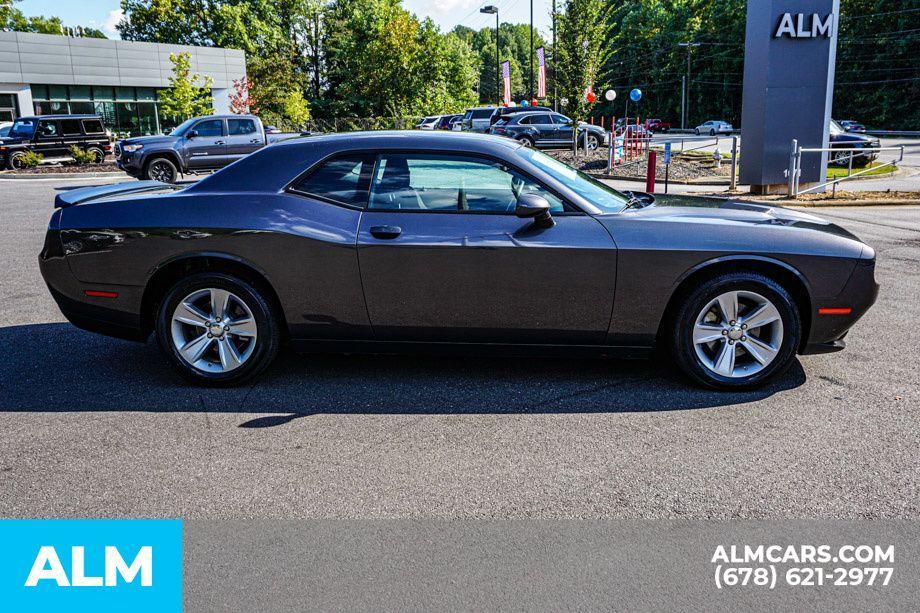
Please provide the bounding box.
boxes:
[678,42,700,129]
[481,6,500,105]
[529,0,534,103]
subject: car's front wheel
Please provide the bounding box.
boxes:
[516,135,534,147]
[710,129,716,136]
[695,129,701,136]
[585,134,600,150]
[671,272,801,390]
[155,273,281,386]
[145,157,178,183]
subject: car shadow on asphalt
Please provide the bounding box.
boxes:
[0,323,806,426]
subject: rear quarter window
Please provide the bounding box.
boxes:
[472,109,494,119]
[288,154,373,208]
[82,119,105,134]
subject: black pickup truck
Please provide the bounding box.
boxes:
[0,115,109,170]
[115,114,303,183]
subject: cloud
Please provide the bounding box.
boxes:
[102,9,124,36]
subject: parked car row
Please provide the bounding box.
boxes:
[489,111,608,150]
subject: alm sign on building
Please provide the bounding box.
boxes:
[774,13,835,38]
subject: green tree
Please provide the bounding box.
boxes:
[454,22,547,104]
[158,52,214,120]
[555,0,610,120]
[2,0,106,37]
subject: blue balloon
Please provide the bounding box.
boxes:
[630,88,642,102]
[521,100,529,107]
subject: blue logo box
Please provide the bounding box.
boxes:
[0,519,182,612]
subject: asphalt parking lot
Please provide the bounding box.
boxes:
[0,177,918,519]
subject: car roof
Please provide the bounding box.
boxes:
[16,115,101,120]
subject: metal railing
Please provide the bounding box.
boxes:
[786,140,905,197]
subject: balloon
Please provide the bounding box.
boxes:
[630,88,642,102]
[586,91,597,103]
[604,89,616,101]
[530,98,539,107]
[521,100,529,107]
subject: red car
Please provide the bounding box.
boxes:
[645,118,671,133]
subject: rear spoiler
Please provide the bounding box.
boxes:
[54,180,181,208]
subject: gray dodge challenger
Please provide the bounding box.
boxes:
[39,131,878,389]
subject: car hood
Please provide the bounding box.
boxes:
[830,132,872,144]
[605,195,868,254]
[119,135,177,147]
[0,136,26,145]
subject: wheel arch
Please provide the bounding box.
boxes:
[140,253,288,337]
[656,255,813,351]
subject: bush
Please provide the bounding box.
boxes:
[69,145,98,165]
[17,150,43,168]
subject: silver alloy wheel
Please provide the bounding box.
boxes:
[149,160,175,183]
[517,136,532,147]
[692,290,784,379]
[586,135,599,150]
[170,288,258,373]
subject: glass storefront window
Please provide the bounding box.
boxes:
[70,86,91,100]
[30,85,49,100]
[92,86,115,102]
[94,101,115,128]
[48,85,68,100]
[69,101,95,115]
[48,100,67,113]
[136,102,159,135]
[136,88,155,101]
[115,102,140,137]
[115,87,135,101]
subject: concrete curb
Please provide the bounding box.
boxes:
[0,171,126,180]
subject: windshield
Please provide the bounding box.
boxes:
[9,118,37,138]
[170,117,199,137]
[829,119,844,135]
[0,125,10,137]
[517,147,630,213]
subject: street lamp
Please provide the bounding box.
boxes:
[678,42,700,129]
[481,5,499,105]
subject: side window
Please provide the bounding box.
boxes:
[60,119,83,136]
[288,154,371,208]
[193,119,224,137]
[368,153,565,213]
[228,119,256,135]
[551,114,571,125]
[37,121,59,138]
[82,119,105,134]
[530,114,553,125]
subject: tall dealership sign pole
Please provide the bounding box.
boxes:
[740,1,840,194]
[552,0,557,111]
[481,6,500,105]
[529,0,534,103]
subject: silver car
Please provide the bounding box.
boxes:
[461,107,498,133]
[694,120,733,136]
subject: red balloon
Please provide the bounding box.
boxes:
[530,98,539,107]
[586,91,597,103]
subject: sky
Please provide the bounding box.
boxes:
[17,0,554,39]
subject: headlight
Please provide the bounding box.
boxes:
[121,144,143,152]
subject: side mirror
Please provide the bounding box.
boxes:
[515,193,554,227]
[186,129,198,138]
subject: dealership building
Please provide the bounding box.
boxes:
[0,31,246,136]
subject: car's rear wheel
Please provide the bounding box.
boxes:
[155,273,281,386]
[7,151,27,170]
[87,147,105,163]
[516,135,534,147]
[585,134,600,150]
[145,157,178,183]
[671,272,800,390]
[709,129,716,136]
[694,129,701,136]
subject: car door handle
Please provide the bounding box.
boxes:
[215,140,225,145]
[249,138,260,143]
[369,225,402,239]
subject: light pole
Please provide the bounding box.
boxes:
[529,0,534,103]
[481,6,499,105]
[678,42,700,129]
[551,0,557,111]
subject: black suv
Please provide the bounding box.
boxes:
[0,115,109,170]
[489,105,554,126]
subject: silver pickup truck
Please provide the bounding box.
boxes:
[114,114,303,183]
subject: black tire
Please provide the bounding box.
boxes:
[155,273,281,386]
[694,129,701,136]
[516,135,534,147]
[87,147,105,164]
[709,129,716,136]
[670,272,801,390]
[7,151,26,171]
[144,156,178,183]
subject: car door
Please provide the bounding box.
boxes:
[527,113,556,146]
[356,152,617,344]
[225,117,262,162]
[35,119,67,157]
[552,114,574,146]
[185,118,227,170]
